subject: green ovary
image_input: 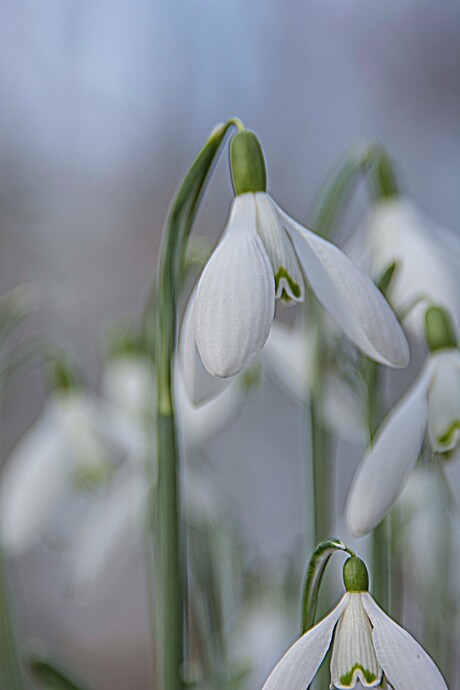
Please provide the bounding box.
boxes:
[274,267,301,302]
[339,664,377,687]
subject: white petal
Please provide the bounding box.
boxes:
[0,399,73,553]
[276,202,409,368]
[427,350,460,453]
[261,594,349,690]
[345,360,435,536]
[174,364,242,449]
[362,592,448,690]
[68,466,146,595]
[179,289,231,404]
[330,593,382,688]
[254,193,305,304]
[194,194,275,378]
[261,319,314,403]
[347,198,460,335]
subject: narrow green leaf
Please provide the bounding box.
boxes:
[301,538,349,634]
[25,653,93,690]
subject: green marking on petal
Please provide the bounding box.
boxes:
[340,664,377,687]
[438,420,460,447]
[274,266,302,302]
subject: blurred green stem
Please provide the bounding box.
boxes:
[152,120,239,690]
[0,553,24,690]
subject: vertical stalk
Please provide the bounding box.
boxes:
[152,121,238,690]
[366,359,391,611]
[0,553,24,690]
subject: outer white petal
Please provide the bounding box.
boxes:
[330,593,382,688]
[348,198,460,334]
[0,398,74,553]
[68,465,146,595]
[179,289,231,404]
[276,202,409,368]
[174,364,242,450]
[427,350,460,453]
[254,193,305,304]
[261,594,349,690]
[194,194,275,378]
[362,592,448,690]
[261,319,314,403]
[345,360,435,536]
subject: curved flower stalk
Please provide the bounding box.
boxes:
[190,131,409,379]
[262,319,366,443]
[262,556,447,690]
[346,306,460,537]
[346,197,460,333]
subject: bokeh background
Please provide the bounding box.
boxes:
[0,1,459,688]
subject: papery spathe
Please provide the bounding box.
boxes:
[193,192,409,379]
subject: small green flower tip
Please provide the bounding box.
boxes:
[230,130,267,195]
[47,351,81,392]
[425,306,458,352]
[343,556,369,592]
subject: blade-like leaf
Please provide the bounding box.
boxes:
[301,538,349,634]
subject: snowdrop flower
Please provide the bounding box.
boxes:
[0,388,117,554]
[191,130,409,379]
[262,556,447,690]
[67,352,246,594]
[262,319,366,442]
[346,306,460,536]
[346,197,460,333]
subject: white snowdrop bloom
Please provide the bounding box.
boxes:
[191,131,409,379]
[262,319,366,443]
[262,557,447,690]
[0,390,117,555]
[346,197,460,333]
[346,306,460,537]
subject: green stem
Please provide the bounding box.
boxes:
[0,552,25,690]
[310,401,330,547]
[366,359,391,611]
[152,121,238,690]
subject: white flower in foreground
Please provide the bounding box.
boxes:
[191,131,409,379]
[262,556,447,690]
[346,306,460,537]
[346,197,460,333]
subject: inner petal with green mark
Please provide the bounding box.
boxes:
[254,192,305,304]
[330,593,382,689]
[427,350,460,453]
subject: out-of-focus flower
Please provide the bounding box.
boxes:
[0,389,119,555]
[262,319,366,443]
[346,306,460,537]
[262,557,447,690]
[190,131,409,379]
[346,197,460,333]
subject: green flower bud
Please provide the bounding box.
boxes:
[230,131,267,195]
[343,556,369,592]
[425,306,458,352]
[46,349,81,392]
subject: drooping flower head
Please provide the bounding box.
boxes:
[191,129,409,379]
[262,556,447,690]
[346,305,460,537]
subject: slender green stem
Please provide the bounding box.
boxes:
[365,359,391,611]
[310,401,330,547]
[0,552,24,690]
[152,121,237,690]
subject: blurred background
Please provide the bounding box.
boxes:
[0,1,459,688]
